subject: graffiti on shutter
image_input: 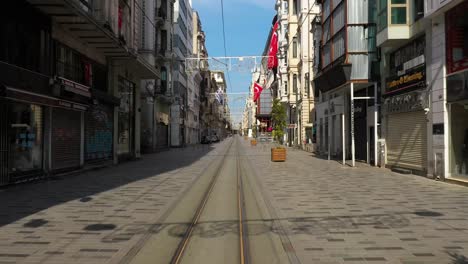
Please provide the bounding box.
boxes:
[85,105,113,162]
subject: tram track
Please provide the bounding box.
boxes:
[170,137,250,264]
[128,137,290,264]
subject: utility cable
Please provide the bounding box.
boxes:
[220,0,234,121]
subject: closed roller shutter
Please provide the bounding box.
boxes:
[156,122,168,150]
[85,104,113,163]
[0,101,8,185]
[386,111,427,172]
[51,108,81,171]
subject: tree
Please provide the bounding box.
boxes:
[271,98,287,144]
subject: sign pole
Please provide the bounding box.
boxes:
[374,82,378,167]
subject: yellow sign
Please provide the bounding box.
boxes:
[387,71,424,89]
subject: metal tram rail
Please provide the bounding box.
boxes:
[169,138,250,264]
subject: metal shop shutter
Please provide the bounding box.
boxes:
[51,108,81,171]
[85,104,113,163]
[0,101,8,185]
[386,111,427,172]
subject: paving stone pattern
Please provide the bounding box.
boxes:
[0,143,227,264]
[242,141,468,264]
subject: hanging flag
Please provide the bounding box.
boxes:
[253,82,263,102]
[267,21,279,69]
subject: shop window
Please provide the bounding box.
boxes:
[449,103,468,178]
[8,104,43,174]
[446,1,468,74]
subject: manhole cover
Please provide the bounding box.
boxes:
[84,224,116,231]
[24,219,48,228]
[414,211,443,217]
[79,197,92,203]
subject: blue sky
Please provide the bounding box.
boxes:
[192,0,276,127]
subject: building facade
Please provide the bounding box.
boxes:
[313,0,379,166]
[424,0,468,180]
[140,0,174,153]
[0,0,160,185]
[171,0,192,147]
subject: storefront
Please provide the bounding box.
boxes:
[85,103,114,163]
[155,104,170,150]
[6,101,44,182]
[446,1,468,178]
[383,35,428,174]
[51,107,82,172]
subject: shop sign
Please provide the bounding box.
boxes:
[386,36,426,95]
[288,124,297,129]
[58,100,88,111]
[385,64,426,95]
[59,77,91,98]
[383,90,427,114]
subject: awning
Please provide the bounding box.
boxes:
[314,63,352,93]
[1,85,88,111]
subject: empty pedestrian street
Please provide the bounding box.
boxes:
[0,137,467,263]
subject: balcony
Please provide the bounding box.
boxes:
[376,0,424,47]
[0,61,52,96]
[27,0,133,57]
[155,7,168,25]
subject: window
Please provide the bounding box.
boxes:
[292,0,298,15]
[390,0,407,25]
[377,0,388,32]
[377,0,407,32]
[293,74,298,94]
[413,0,424,21]
[161,67,168,93]
[305,73,310,96]
[284,81,288,95]
[293,37,298,58]
[446,1,468,74]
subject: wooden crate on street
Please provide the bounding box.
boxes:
[251,140,257,146]
[271,148,286,162]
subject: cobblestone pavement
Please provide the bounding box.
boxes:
[240,140,468,264]
[3,138,468,264]
[0,142,228,264]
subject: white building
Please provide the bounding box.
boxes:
[424,0,468,180]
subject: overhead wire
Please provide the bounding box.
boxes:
[220,0,234,119]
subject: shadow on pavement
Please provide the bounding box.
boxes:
[448,252,468,264]
[0,143,219,228]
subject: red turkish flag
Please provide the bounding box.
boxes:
[253,82,263,102]
[267,22,279,69]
